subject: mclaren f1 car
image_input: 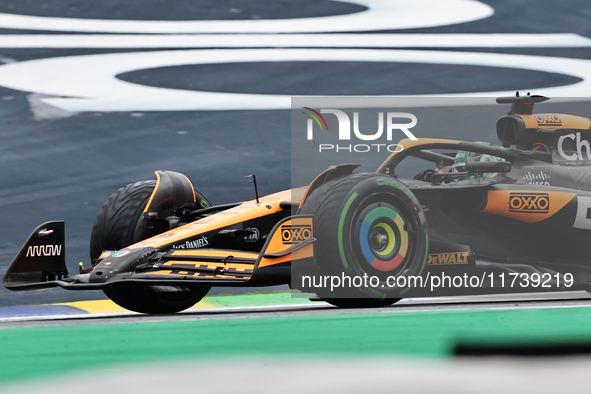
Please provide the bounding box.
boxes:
[5,94,591,313]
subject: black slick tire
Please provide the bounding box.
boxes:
[91,180,211,314]
[300,173,428,308]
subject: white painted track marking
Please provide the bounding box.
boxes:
[0,33,589,49]
[0,49,590,112]
[0,0,493,33]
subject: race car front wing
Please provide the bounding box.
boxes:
[4,217,315,291]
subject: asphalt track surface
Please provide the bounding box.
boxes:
[1,291,590,329]
[0,0,591,310]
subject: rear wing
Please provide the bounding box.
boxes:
[4,221,69,290]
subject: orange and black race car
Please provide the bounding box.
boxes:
[5,94,591,313]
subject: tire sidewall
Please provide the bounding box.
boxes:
[104,285,210,314]
[90,181,211,261]
[91,179,212,314]
[312,174,428,299]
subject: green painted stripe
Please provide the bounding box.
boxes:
[2,306,591,384]
[203,292,313,308]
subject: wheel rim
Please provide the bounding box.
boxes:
[354,202,410,272]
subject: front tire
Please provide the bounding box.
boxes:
[90,180,159,262]
[91,179,211,314]
[104,285,210,314]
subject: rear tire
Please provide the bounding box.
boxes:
[91,180,211,314]
[300,173,428,305]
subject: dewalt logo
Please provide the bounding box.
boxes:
[427,252,469,266]
[281,225,313,245]
[509,193,549,214]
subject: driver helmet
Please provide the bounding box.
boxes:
[451,142,505,182]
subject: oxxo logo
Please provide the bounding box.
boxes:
[303,108,417,153]
[281,224,313,244]
[558,132,591,161]
[535,114,562,127]
[509,193,549,213]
